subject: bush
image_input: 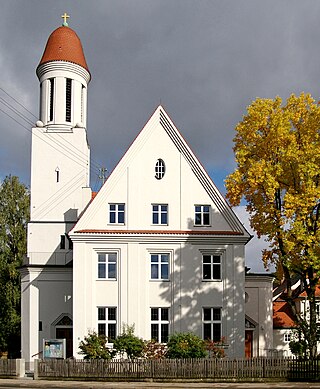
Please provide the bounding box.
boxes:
[79,331,114,360]
[113,324,144,360]
[205,338,226,358]
[144,339,167,359]
[166,332,207,359]
[289,339,308,358]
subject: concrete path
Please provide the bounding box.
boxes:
[0,379,320,389]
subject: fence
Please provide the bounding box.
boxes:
[36,357,296,381]
[0,359,25,377]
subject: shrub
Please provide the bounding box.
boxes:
[144,339,167,359]
[166,332,207,359]
[79,331,113,360]
[113,324,144,360]
[205,337,226,358]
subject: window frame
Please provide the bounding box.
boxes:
[152,204,168,225]
[150,253,170,281]
[283,332,291,343]
[97,306,117,342]
[202,307,222,342]
[202,254,222,281]
[194,205,211,226]
[109,203,125,225]
[150,307,170,343]
[155,159,165,180]
[97,252,117,280]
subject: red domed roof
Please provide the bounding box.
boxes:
[38,26,89,71]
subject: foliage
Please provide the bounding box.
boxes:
[78,331,114,359]
[166,332,207,359]
[205,337,226,358]
[289,339,308,358]
[0,175,29,357]
[225,93,320,358]
[113,324,144,360]
[143,339,167,359]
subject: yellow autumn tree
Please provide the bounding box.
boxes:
[226,93,320,358]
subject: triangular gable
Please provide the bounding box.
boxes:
[71,105,250,239]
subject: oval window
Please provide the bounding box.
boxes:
[155,159,165,180]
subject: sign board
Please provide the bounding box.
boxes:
[43,339,66,359]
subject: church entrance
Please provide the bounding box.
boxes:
[56,327,73,358]
[53,314,73,358]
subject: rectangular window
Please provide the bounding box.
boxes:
[109,203,125,224]
[152,204,168,225]
[284,332,291,342]
[49,78,54,122]
[97,307,117,342]
[195,205,210,226]
[98,253,117,279]
[203,307,221,341]
[202,255,221,280]
[66,78,72,122]
[150,254,169,280]
[151,308,169,343]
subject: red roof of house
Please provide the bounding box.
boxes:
[273,301,296,329]
[38,26,89,71]
[300,285,320,298]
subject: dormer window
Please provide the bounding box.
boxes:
[155,159,165,180]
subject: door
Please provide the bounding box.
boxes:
[245,330,253,358]
[56,327,73,358]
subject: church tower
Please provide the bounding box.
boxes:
[21,16,92,367]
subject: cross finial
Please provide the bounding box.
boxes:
[61,12,70,27]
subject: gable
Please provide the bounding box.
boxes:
[72,105,250,239]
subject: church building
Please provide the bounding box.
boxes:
[21,18,254,368]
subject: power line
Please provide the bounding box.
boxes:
[0,87,105,176]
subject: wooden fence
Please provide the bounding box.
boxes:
[0,359,19,377]
[36,357,296,381]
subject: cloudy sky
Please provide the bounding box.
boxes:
[1,0,318,272]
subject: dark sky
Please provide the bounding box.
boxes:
[1,0,318,271]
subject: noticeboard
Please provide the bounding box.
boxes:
[43,339,66,359]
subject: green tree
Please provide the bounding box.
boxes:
[225,93,320,358]
[166,332,207,359]
[78,331,113,359]
[0,175,29,357]
[113,324,144,360]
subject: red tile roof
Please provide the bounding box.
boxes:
[38,26,89,71]
[273,301,296,329]
[299,285,320,298]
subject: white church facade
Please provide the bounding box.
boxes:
[20,20,274,368]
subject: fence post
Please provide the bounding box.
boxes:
[15,359,25,378]
[33,359,38,380]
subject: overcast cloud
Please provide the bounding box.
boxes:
[1,0,318,272]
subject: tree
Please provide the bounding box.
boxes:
[79,331,114,359]
[0,175,29,357]
[113,324,144,360]
[166,332,207,359]
[225,93,320,358]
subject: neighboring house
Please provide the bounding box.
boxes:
[273,284,320,356]
[20,20,252,368]
[244,271,274,358]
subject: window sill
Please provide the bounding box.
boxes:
[202,279,222,282]
[149,279,170,282]
[96,279,117,281]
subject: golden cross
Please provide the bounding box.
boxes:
[61,12,70,26]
